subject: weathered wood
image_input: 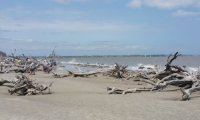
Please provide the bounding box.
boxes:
[1,74,53,96]
[106,52,200,100]
[103,63,129,79]
[52,72,71,78]
[0,79,10,86]
[68,71,100,77]
[165,52,181,71]
[0,52,57,74]
[107,87,151,94]
[180,82,200,101]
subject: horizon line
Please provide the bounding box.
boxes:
[5,54,200,57]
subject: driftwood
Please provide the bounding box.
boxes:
[165,52,181,71]
[107,87,151,94]
[53,71,100,78]
[0,74,53,95]
[53,52,200,100]
[0,52,57,74]
[69,71,100,77]
[107,52,200,101]
[180,81,200,101]
[154,52,187,80]
[52,72,71,78]
[103,63,129,79]
[0,79,10,86]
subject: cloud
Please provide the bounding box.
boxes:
[0,29,18,33]
[173,9,200,17]
[45,40,148,52]
[56,43,146,51]
[0,7,131,32]
[0,7,85,20]
[52,0,87,4]
[128,0,200,9]
[128,0,142,8]
[45,8,84,16]
[0,19,130,32]
[0,37,34,43]
[0,38,146,54]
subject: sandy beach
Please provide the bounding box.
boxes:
[0,72,200,120]
[1,0,200,119]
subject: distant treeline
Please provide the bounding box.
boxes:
[59,55,167,58]
[57,54,196,58]
[0,51,197,58]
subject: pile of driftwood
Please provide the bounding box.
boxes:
[0,55,56,74]
[53,52,200,100]
[107,52,200,101]
[0,74,53,95]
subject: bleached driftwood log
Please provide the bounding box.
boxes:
[69,70,102,77]
[107,87,151,94]
[52,70,101,78]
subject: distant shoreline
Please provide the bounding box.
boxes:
[2,53,200,58]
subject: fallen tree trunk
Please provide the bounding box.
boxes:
[68,71,100,77]
[107,87,151,94]
[52,72,71,78]
[52,70,101,78]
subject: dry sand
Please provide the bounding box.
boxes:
[1,72,200,120]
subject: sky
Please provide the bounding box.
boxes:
[0,0,200,56]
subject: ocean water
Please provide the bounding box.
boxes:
[56,56,200,72]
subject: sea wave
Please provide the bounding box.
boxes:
[56,59,200,74]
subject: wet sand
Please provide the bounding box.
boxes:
[1,72,200,120]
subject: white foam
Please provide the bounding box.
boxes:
[67,58,78,64]
[58,59,200,75]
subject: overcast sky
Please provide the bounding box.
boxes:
[0,0,200,56]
